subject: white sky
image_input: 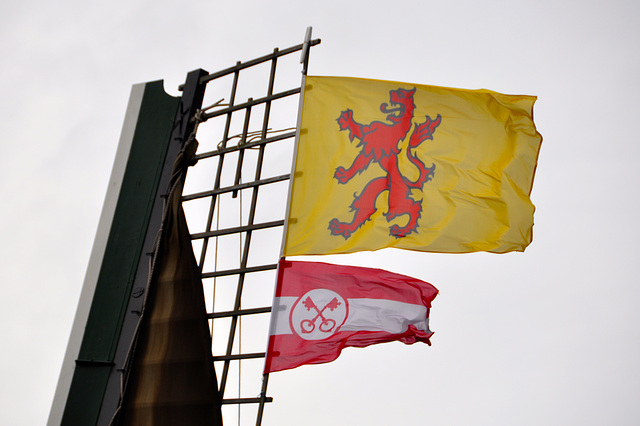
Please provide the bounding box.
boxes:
[2,0,640,425]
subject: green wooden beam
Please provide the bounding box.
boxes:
[51,80,180,426]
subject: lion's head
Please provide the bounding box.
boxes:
[380,88,416,123]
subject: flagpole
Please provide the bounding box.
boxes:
[256,26,314,426]
[277,25,312,259]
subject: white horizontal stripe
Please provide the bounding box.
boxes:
[342,298,429,334]
[269,297,297,335]
[269,296,428,336]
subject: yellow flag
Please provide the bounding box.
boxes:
[284,76,542,256]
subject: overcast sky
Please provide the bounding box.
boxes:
[2,0,640,425]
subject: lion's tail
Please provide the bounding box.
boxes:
[403,114,441,188]
[404,149,435,188]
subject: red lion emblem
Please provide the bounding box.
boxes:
[329,87,441,238]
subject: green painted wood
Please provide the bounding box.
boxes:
[81,81,179,361]
[60,81,180,426]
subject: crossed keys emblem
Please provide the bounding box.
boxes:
[300,296,341,333]
[290,289,348,340]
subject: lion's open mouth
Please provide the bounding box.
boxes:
[380,102,404,118]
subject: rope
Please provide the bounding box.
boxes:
[237,183,244,426]
[188,99,228,144]
[218,127,296,150]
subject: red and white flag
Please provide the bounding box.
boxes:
[264,260,438,373]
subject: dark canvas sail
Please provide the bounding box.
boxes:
[115,138,223,426]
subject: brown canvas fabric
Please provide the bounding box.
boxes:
[115,138,223,425]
